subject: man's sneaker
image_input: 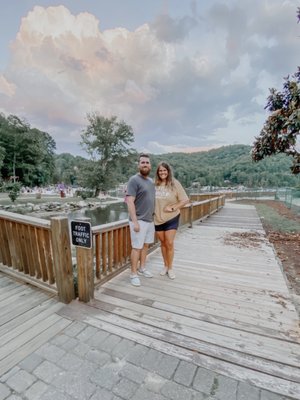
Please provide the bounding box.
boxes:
[160,267,168,276]
[130,274,141,286]
[167,269,176,279]
[137,268,153,278]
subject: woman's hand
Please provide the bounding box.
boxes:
[164,205,176,213]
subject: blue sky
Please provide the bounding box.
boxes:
[0,0,299,156]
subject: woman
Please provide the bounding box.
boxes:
[154,162,189,279]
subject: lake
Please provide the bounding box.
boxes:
[67,201,128,226]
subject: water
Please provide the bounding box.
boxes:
[67,202,128,227]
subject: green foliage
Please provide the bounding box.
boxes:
[252,11,300,174]
[0,113,56,186]
[255,203,300,233]
[2,182,22,203]
[80,113,135,193]
[56,145,299,189]
[53,153,87,185]
[149,145,299,188]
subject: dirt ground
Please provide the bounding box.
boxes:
[236,200,300,295]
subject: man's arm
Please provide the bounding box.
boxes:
[126,196,140,232]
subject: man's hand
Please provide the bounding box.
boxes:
[133,221,140,232]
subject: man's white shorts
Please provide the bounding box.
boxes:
[129,220,155,250]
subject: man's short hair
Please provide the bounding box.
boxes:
[139,153,150,161]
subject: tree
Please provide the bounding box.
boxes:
[2,182,22,203]
[252,9,300,174]
[80,113,135,194]
[0,114,56,186]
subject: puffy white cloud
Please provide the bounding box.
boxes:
[0,75,16,97]
[0,1,298,154]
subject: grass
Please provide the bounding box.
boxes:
[255,203,300,233]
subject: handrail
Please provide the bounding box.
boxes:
[0,210,50,228]
[0,194,225,303]
[87,195,225,300]
[0,211,74,303]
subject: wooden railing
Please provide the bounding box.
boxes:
[0,194,224,303]
[0,211,74,303]
[86,195,225,295]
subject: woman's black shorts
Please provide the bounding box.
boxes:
[155,214,180,232]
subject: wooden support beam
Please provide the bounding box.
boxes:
[50,216,75,304]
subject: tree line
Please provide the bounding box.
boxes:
[0,110,299,196]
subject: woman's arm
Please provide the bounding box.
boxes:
[164,199,189,213]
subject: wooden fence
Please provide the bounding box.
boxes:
[0,194,224,303]
[0,213,74,303]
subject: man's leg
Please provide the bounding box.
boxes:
[139,243,149,269]
[131,248,141,275]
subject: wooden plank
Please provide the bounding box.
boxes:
[95,233,101,279]
[0,287,37,310]
[0,279,18,292]
[112,229,117,267]
[31,226,42,279]
[102,281,298,332]
[36,227,48,281]
[50,217,74,303]
[0,314,63,360]
[109,270,297,315]
[20,224,30,275]
[107,230,113,273]
[0,285,25,300]
[0,302,64,347]
[95,290,300,349]
[96,286,300,343]
[0,317,70,376]
[0,298,60,337]
[0,210,50,228]
[91,295,300,368]
[0,291,53,326]
[0,265,58,295]
[102,232,107,275]
[43,229,54,284]
[59,301,300,399]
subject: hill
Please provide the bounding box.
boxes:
[149,145,299,188]
[55,145,299,189]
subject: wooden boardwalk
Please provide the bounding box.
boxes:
[0,273,71,376]
[60,203,300,399]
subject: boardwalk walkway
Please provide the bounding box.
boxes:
[0,203,299,399]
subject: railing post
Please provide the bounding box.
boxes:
[50,216,75,304]
[189,203,193,228]
[76,217,94,302]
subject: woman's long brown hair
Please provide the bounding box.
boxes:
[155,161,175,187]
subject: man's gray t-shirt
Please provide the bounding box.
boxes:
[126,174,155,222]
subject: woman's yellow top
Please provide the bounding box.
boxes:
[154,179,189,225]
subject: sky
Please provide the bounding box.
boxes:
[0,0,299,156]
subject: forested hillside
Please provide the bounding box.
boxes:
[150,145,299,188]
[55,145,299,189]
[0,110,298,189]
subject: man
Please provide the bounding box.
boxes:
[126,153,155,286]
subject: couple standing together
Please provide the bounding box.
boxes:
[126,153,189,287]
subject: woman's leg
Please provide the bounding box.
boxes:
[164,229,177,269]
[156,231,168,267]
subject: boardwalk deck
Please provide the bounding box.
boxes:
[0,273,71,376]
[60,203,300,399]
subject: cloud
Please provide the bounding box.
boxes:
[150,14,197,43]
[0,75,15,97]
[0,1,298,155]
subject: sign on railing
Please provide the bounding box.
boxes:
[71,220,92,249]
